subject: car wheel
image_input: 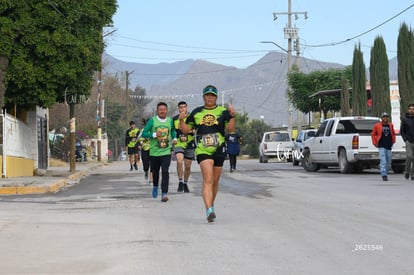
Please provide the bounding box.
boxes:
[302,149,321,172]
[292,158,299,166]
[259,154,268,163]
[338,148,352,173]
[391,164,404,174]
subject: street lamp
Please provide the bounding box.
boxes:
[260,40,293,134]
[260,41,288,53]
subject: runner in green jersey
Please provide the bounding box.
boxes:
[179,85,236,222]
[142,102,177,202]
[172,101,195,193]
[125,121,140,171]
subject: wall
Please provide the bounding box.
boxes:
[90,138,108,162]
[1,108,47,177]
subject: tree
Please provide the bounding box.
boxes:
[0,1,117,111]
[233,112,249,155]
[351,43,367,116]
[106,102,125,159]
[397,23,414,117]
[243,118,272,158]
[130,86,153,124]
[341,76,351,116]
[288,68,346,118]
[0,0,16,108]
[370,36,391,118]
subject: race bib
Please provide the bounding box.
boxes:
[179,134,188,142]
[201,133,219,147]
[158,138,169,148]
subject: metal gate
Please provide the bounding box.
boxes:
[37,116,48,169]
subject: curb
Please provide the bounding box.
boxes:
[0,168,92,196]
[0,179,68,195]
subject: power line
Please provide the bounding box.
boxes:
[109,42,268,55]
[128,81,280,100]
[304,3,414,48]
[115,36,266,53]
[104,58,288,77]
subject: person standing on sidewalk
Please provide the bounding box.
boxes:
[142,102,177,202]
[225,132,242,173]
[401,103,414,180]
[125,121,140,171]
[371,112,396,181]
[179,85,236,222]
[173,101,195,193]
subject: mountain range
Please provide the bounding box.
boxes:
[103,52,398,128]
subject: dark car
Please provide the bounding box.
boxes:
[292,129,316,166]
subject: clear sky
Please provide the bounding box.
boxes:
[105,1,414,68]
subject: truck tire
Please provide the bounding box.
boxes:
[292,157,300,166]
[338,149,352,173]
[302,149,321,172]
[259,154,268,163]
[392,164,404,174]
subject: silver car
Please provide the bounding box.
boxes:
[292,129,316,166]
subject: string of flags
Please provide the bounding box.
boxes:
[128,80,284,100]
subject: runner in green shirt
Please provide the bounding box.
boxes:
[172,101,195,193]
[179,85,236,222]
[142,102,177,202]
[125,121,140,171]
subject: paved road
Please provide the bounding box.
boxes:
[1,160,413,274]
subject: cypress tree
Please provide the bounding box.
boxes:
[351,43,367,116]
[397,23,414,118]
[370,36,391,118]
[341,75,351,116]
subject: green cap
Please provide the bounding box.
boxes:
[203,85,218,96]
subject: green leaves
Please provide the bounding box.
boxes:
[352,43,367,116]
[0,0,117,109]
[370,36,391,118]
[288,68,345,115]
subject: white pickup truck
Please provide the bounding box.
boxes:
[259,130,294,163]
[302,116,406,173]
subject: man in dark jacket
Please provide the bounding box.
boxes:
[225,132,242,173]
[400,104,414,180]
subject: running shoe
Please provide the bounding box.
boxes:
[183,183,190,193]
[134,163,138,170]
[161,193,169,202]
[177,182,184,192]
[206,207,216,223]
[152,187,158,198]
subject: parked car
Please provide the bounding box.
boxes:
[292,129,317,166]
[259,130,294,163]
[302,116,406,173]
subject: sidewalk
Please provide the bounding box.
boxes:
[0,160,106,195]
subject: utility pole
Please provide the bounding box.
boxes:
[295,36,302,131]
[69,104,76,172]
[273,0,307,135]
[97,68,103,161]
[125,70,134,123]
[97,28,116,162]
